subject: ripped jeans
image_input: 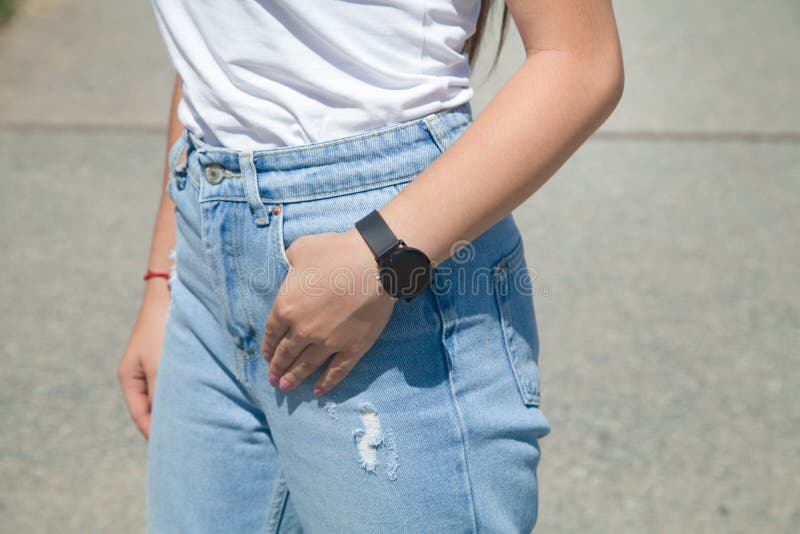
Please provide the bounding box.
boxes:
[147,101,552,533]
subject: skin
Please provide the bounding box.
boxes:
[117,76,184,439]
[264,0,624,395]
[119,0,624,438]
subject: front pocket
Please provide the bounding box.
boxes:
[492,237,542,407]
[272,180,414,274]
[273,204,292,273]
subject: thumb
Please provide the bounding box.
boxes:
[146,368,158,408]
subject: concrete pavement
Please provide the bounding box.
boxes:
[1,1,797,532]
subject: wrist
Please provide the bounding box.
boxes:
[352,209,433,302]
[142,267,171,300]
[341,228,397,304]
[141,280,171,309]
[376,199,444,266]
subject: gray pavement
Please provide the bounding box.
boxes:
[1,1,797,532]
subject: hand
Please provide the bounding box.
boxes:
[261,228,397,396]
[117,282,170,439]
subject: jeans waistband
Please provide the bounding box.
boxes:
[176,101,472,226]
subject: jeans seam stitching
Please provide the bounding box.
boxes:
[493,245,542,407]
[232,204,260,355]
[264,474,290,534]
[274,208,292,273]
[198,201,246,392]
[430,291,480,534]
[193,103,467,156]
[198,173,418,205]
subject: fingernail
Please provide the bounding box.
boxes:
[268,372,279,387]
[313,386,324,397]
[279,377,293,391]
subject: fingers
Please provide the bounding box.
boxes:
[261,305,290,359]
[277,344,335,392]
[313,350,362,397]
[118,362,152,439]
[267,329,310,387]
[146,368,158,407]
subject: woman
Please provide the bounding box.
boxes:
[118,0,623,532]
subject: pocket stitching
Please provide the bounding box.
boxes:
[273,181,412,274]
[274,206,292,273]
[493,238,542,407]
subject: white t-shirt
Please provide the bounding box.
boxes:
[150,0,479,151]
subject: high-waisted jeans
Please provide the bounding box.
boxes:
[147,101,552,533]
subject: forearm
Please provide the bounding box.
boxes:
[145,74,184,286]
[147,74,184,273]
[380,41,624,265]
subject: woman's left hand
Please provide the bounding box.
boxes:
[261,228,396,396]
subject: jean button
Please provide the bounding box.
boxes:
[204,163,226,185]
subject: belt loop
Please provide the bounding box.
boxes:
[239,151,272,227]
[167,129,187,172]
[167,129,190,191]
[422,112,455,154]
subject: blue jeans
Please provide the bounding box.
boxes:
[147,101,552,533]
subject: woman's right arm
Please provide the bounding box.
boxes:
[117,74,184,440]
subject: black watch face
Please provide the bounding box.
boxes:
[379,247,432,300]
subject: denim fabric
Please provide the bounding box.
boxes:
[147,101,552,533]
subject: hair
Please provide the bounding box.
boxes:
[463,0,511,73]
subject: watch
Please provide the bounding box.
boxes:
[354,209,432,302]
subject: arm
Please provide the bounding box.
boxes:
[117,74,184,439]
[147,74,184,281]
[381,0,624,264]
[262,0,624,396]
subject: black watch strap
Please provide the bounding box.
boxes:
[354,210,401,261]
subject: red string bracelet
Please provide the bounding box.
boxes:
[144,269,171,291]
